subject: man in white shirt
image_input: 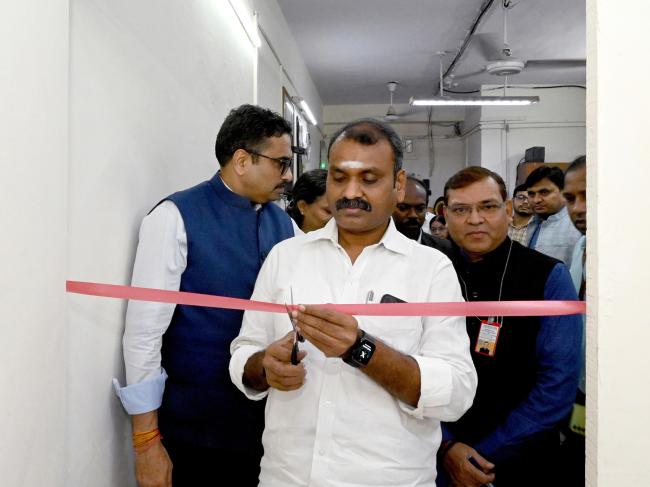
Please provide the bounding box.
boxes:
[230,119,477,486]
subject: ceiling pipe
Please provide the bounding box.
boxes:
[436,0,497,95]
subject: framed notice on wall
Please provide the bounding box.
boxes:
[282,87,310,181]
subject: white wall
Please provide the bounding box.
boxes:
[65,1,321,485]
[323,104,466,201]
[254,0,323,170]
[588,0,650,485]
[465,85,586,191]
[0,2,69,485]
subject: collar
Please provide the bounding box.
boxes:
[533,205,568,224]
[305,217,410,256]
[209,171,261,210]
[509,215,533,229]
[452,236,512,272]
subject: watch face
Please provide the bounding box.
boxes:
[353,342,374,364]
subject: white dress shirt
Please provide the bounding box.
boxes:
[230,218,477,487]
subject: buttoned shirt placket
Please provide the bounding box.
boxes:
[308,240,373,485]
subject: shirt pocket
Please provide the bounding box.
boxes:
[361,315,422,355]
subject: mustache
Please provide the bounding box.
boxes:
[403,217,421,226]
[335,198,372,212]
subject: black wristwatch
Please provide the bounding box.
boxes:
[342,329,376,368]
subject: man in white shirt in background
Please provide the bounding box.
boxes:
[230,118,477,486]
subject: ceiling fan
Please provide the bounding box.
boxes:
[452,1,585,81]
[384,81,401,121]
[382,82,419,121]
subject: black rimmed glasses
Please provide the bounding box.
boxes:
[514,194,529,202]
[245,149,293,176]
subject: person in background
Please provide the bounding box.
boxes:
[429,215,449,240]
[559,155,587,485]
[230,118,477,487]
[508,183,534,245]
[286,169,331,232]
[433,196,445,215]
[113,104,295,487]
[393,175,452,257]
[525,165,582,265]
[437,166,582,487]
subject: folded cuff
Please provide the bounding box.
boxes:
[112,368,168,414]
[229,345,269,401]
[398,355,452,419]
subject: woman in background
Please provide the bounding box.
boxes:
[429,215,449,240]
[286,169,331,232]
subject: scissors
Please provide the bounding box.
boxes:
[285,287,304,365]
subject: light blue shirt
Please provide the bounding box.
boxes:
[528,206,582,266]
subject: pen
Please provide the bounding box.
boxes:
[466,455,495,487]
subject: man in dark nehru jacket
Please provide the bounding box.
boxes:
[436,166,582,487]
[113,104,296,486]
[392,174,453,258]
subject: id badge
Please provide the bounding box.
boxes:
[569,404,586,437]
[475,319,501,357]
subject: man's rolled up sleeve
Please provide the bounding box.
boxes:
[112,368,168,415]
[229,341,269,401]
[399,260,477,420]
[229,248,279,401]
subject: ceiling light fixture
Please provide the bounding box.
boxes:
[410,95,539,106]
[292,96,318,126]
[410,52,540,107]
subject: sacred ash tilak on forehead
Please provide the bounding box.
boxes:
[338,160,366,169]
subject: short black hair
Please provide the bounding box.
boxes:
[215,104,292,167]
[286,169,328,227]
[513,183,528,197]
[525,165,565,190]
[444,166,507,204]
[327,118,403,173]
[565,155,586,175]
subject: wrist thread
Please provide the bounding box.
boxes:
[132,428,162,454]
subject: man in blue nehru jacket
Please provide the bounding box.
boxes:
[113,105,296,486]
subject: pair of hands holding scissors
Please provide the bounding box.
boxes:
[262,305,359,391]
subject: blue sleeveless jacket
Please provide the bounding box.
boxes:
[159,172,293,451]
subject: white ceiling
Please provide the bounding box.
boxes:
[276,0,586,105]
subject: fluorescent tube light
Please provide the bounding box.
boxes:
[299,99,318,126]
[409,96,539,106]
[227,0,261,48]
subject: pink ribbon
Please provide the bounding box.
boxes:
[66,280,585,317]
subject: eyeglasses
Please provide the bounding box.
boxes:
[246,149,293,176]
[446,202,505,218]
[514,194,529,202]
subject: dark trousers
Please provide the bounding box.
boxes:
[557,390,586,486]
[557,432,585,486]
[164,438,262,487]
